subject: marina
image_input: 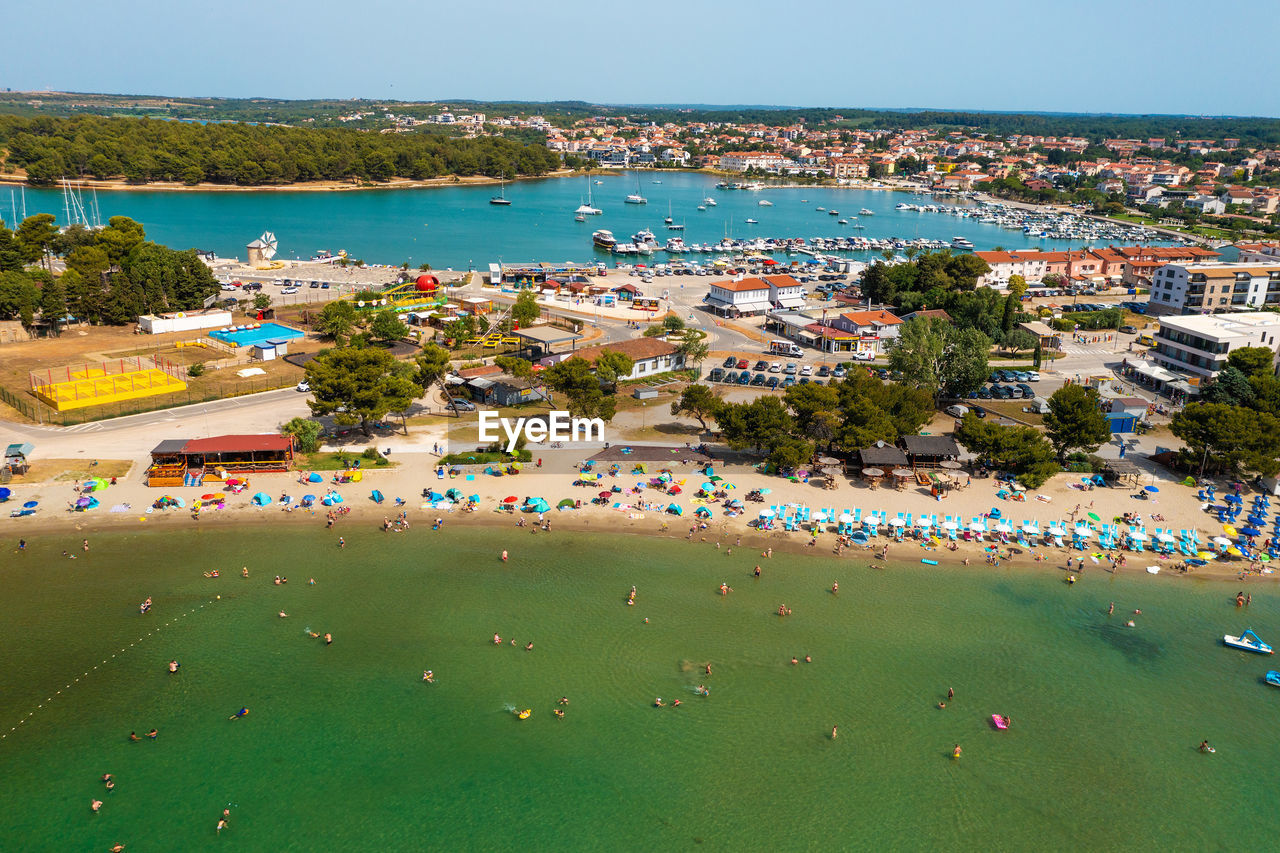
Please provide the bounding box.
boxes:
[6,172,1175,270]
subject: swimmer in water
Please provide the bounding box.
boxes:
[558,697,569,706]
[493,633,502,645]
[129,732,140,742]
[948,687,954,700]
[146,729,157,739]
[242,567,249,578]
[324,633,332,645]
[791,657,798,665]
[831,725,838,740]
[168,660,179,673]
[939,702,946,709]
[105,779,115,791]
[423,670,434,683]
[217,818,228,834]
[229,708,249,720]
[91,799,103,812]
[278,610,288,618]
[952,744,962,759]
[553,709,565,718]
[501,550,508,562]
[804,655,812,663]
[1108,602,1115,615]
[832,581,838,594]
[525,642,533,651]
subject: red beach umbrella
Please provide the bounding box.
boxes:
[503,496,518,503]
[201,494,217,500]
[598,491,613,498]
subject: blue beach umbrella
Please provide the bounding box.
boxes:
[22,500,38,509]
[252,492,272,506]
[1145,486,1159,493]
[308,472,323,483]
[0,487,10,501]
[1241,527,1262,537]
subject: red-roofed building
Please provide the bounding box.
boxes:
[705,277,773,316]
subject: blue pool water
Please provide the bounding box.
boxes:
[209,322,305,347]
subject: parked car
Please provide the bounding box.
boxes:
[295,381,310,393]
[816,365,831,377]
[800,365,813,376]
[784,363,798,375]
[974,387,992,399]
[708,368,725,382]
[768,362,782,373]
[1024,371,1040,382]
[723,356,738,368]
[799,377,810,385]
[737,372,751,385]
[736,359,749,370]
[971,404,987,418]
[751,373,766,386]
[1119,324,1137,334]
[992,385,1012,399]
[945,404,969,418]
[754,360,769,372]
[309,281,321,289]
[242,282,262,292]
[1012,371,1030,382]
[282,287,299,295]
[782,377,796,388]
[449,398,477,412]
[766,376,780,389]
[722,371,738,384]
[831,366,847,379]
[1016,383,1034,398]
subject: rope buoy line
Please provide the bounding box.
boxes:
[2,600,214,741]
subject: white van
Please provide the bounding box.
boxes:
[769,339,804,357]
[944,404,969,418]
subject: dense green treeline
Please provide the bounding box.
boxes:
[0,215,219,325]
[0,115,562,186]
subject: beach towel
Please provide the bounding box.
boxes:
[109,504,131,513]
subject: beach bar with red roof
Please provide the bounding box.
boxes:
[146,434,295,486]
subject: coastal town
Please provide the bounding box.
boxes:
[4,57,1280,852]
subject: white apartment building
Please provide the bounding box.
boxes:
[705,277,773,316]
[1151,312,1280,378]
[1147,262,1280,315]
[765,274,806,309]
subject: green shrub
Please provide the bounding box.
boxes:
[361,446,381,460]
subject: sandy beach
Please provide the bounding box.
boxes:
[3,436,1261,584]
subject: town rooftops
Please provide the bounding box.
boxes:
[567,337,678,365]
[840,310,903,327]
[457,365,504,380]
[710,277,772,293]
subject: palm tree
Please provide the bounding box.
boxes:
[880,248,895,263]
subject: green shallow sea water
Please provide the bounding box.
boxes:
[2,527,1277,852]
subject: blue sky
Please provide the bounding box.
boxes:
[9,0,1280,117]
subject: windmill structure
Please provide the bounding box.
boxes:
[246,231,279,267]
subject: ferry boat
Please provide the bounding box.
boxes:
[950,236,975,250]
[1225,629,1273,654]
[592,229,617,250]
[859,209,875,216]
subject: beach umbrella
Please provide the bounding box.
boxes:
[467,494,479,503]
[598,491,613,499]
[888,517,906,527]
[1073,525,1091,537]
[759,488,772,495]
[1145,485,1159,493]
[942,521,959,530]
[1087,512,1100,522]
[302,494,316,503]
[728,499,743,508]
[201,493,217,501]
[994,521,1013,533]
[700,482,715,491]
[1223,525,1238,536]
[1129,530,1147,540]
[839,513,854,523]
[0,487,9,501]
[253,492,271,506]
[1047,525,1067,536]
[1155,532,1176,542]
[308,472,323,483]
[1228,547,1243,557]
[225,478,242,486]
[557,498,575,509]
[1212,536,1232,546]
[445,488,463,500]
[1021,523,1038,533]
[969,521,986,533]
[758,509,777,518]
[75,496,92,507]
[917,517,933,527]
[1242,526,1262,537]
[174,497,185,508]
[503,496,518,504]
[667,503,683,515]
[1186,558,1209,567]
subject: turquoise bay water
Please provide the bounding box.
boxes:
[7,173,1148,268]
[2,527,1278,851]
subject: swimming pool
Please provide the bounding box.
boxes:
[208,322,306,348]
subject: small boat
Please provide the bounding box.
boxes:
[816,207,825,212]
[575,213,586,222]
[517,709,532,720]
[758,200,773,206]
[745,218,758,224]
[859,208,875,216]
[1266,670,1280,687]
[1224,629,1274,654]
[991,714,1009,730]
[489,175,512,206]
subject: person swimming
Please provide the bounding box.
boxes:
[229,708,249,720]
[553,709,565,718]
[128,731,140,742]
[493,633,502,645]
[423,671,434,683]
[91,799,103,812]
[168,660,180,673]
[146,729,157,739]
[695,685,709,696]
[952,744,962,758]
[654,698,664,707]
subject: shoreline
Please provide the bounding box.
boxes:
[0,169,587,194]
[8,477,1262,587]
